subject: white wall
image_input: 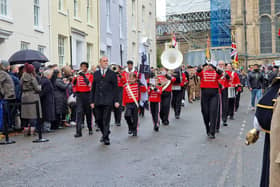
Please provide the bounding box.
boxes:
[0,0,50,61]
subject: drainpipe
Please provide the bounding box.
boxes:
[243,0,248,70]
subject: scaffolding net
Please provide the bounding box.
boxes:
[210,0,231,47]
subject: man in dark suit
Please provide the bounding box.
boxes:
[91,57,120,145]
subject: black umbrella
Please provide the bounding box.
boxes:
[8,49,49,65]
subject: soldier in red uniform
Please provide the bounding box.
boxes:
[72,62,94,137]
[148,77,162,132]
[113,65,125,126]
[157,68,176,125]
[225,63,241,120]
[217,61,230,127]
[197,63,223,139]
[171,68,188,119]
[123,73,147,136]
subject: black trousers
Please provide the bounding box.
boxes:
[76,92,92,135]
[260,133,270,187]
[95,105,112,140]
[160,92,171,124]
[221,88,229,123]
[150,102,160,127]
[172,90,183,117]
[235,91,241,112]
[228,98,235,118]
[216,93,221,130]
[201,88,219,135]
[113,87,123,124]
[125,103,138,132]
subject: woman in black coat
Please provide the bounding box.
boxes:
[53,70,69,129]
[40,70,56,132]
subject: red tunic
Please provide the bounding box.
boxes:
[121,71,138,85]
[226,71,240,87]
[72,73,93,93]
[123,83,147,106]
[157,75,176,92]
[197,70,222,88]
[148,86,162,102]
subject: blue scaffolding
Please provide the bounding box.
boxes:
[210,0,231,47]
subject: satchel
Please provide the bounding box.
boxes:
[67,94,76,104]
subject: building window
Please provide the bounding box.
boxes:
[87,43,93,63]
[260,16,272,53]
[276,17,280,53]
[38,45,45,54]
[58,0,64,11]
[132,0,136,30]
[106,46,111,62]
[34,0,40,26]
[106,0,111,32]
[0,0,7,16]
[58,35,65,66]
[259,0,271,15]
[119,6,123,38]
[87,0,92,24]
[276,0,280,14]
[132,0,135,16]
[74,0,79,18]
[21,41,29,50]
[142,5,145,29]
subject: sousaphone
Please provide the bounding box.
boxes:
[161,48,183,70]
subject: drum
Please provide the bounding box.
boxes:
[228,87,236,98]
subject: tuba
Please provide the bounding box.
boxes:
[161,48,183,70]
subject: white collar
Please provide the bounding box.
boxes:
[125,67,135,73]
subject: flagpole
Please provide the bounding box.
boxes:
[243,0,248,70]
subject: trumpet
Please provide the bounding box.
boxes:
[110,64,120,73]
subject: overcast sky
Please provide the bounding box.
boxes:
[156,0,166,21]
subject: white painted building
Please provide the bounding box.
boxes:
[127,0,157,67]
[0,0,50,61]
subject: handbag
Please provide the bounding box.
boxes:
[67,94,76,104]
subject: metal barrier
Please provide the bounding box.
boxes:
[0,100,49,145]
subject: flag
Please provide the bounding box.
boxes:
[171,33,177,48]
[205,35,211,62]
[231,42,237,60]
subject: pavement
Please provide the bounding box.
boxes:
[0,91,264,187]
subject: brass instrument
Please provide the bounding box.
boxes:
[245,128,260,145]
[160,48,183,90]
[110,64,120,73]
[161,48,183,70]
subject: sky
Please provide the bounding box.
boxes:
[156,0,166,21]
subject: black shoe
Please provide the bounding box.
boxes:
[104,139,110,145]
[223,122,228,126]
[207,132,210,137]
[175,115,180,119]
[154,126,159,132]
[209,134,215,139]
[96,128,100,132]
[215,129,219,133]
[116,123,121,127]
[229,116,234,120]
[100,137,104,143]
[74,133,82,138]
[89,130,93,136]
[128,130,133,135]
[132,131,137,136]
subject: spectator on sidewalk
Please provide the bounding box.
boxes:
[248,64,264,111]
[20,63,42,136]
[40,69,55,133]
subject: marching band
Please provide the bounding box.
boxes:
[70,49,246,146]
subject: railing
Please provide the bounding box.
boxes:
[0,100,49,145]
